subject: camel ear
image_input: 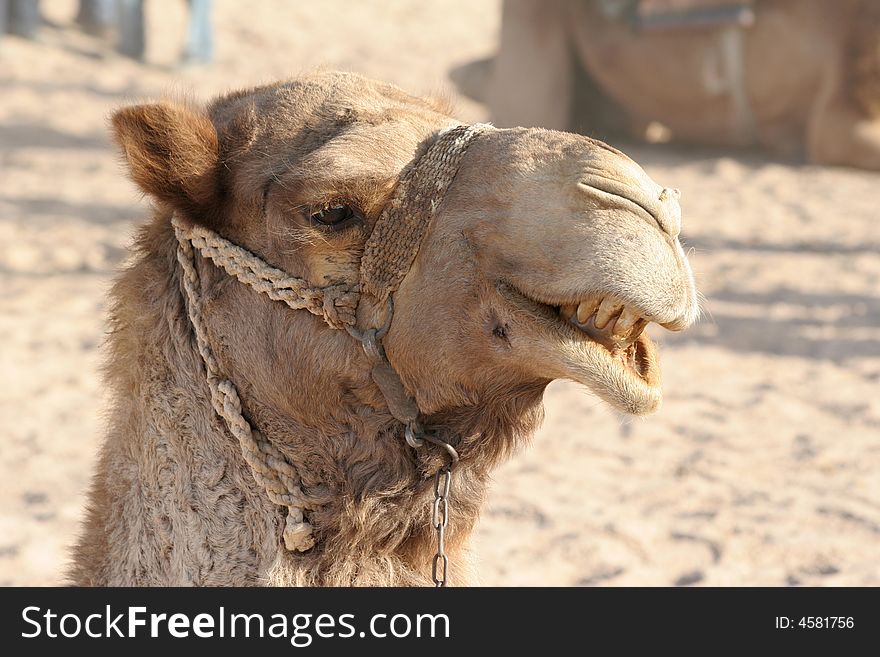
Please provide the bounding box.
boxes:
[111,101,220,220]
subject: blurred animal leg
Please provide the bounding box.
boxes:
[486,0,573,130]
[182,0,213,65]
[116,0,144,61]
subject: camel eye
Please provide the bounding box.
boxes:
[310,204,355,229]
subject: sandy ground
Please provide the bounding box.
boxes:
[1,0,878,587]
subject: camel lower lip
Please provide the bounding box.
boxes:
[498,281,663,414]
[554,324,662,414]
[556,311,656,384]
[562,313,643,368]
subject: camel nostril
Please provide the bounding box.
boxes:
[578,175,682,238]
[657,187,682,238]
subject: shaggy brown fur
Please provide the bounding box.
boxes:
[70,72,697,586]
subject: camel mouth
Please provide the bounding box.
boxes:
[497,282,664,414]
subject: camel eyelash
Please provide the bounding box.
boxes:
[307,202,362,231]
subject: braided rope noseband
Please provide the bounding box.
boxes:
[173,123,491,552]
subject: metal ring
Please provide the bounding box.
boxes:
[360,329,384,361]
[434,467,452,498]
[405,422,425,448]
[345,296,394,352]
[431,496,449,529]
[374,295,394,340]
[432,553,449,587]
[422,433,460,468]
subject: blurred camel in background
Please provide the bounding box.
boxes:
[455,0,880,170]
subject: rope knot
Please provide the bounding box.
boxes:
[283,508,316,552]
[320,284,360,329]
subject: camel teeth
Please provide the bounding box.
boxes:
[576,298,600,324]
[559,304,577,320]
[613,306,642,338]
[630,318,648,339]
[594,296,622,330]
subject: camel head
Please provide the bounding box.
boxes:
[111,72,698,455]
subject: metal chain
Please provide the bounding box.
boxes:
[351,297,461,588]
[431,465,453,587]
[411,423,459,588]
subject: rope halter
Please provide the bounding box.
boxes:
[172,122,492,552]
